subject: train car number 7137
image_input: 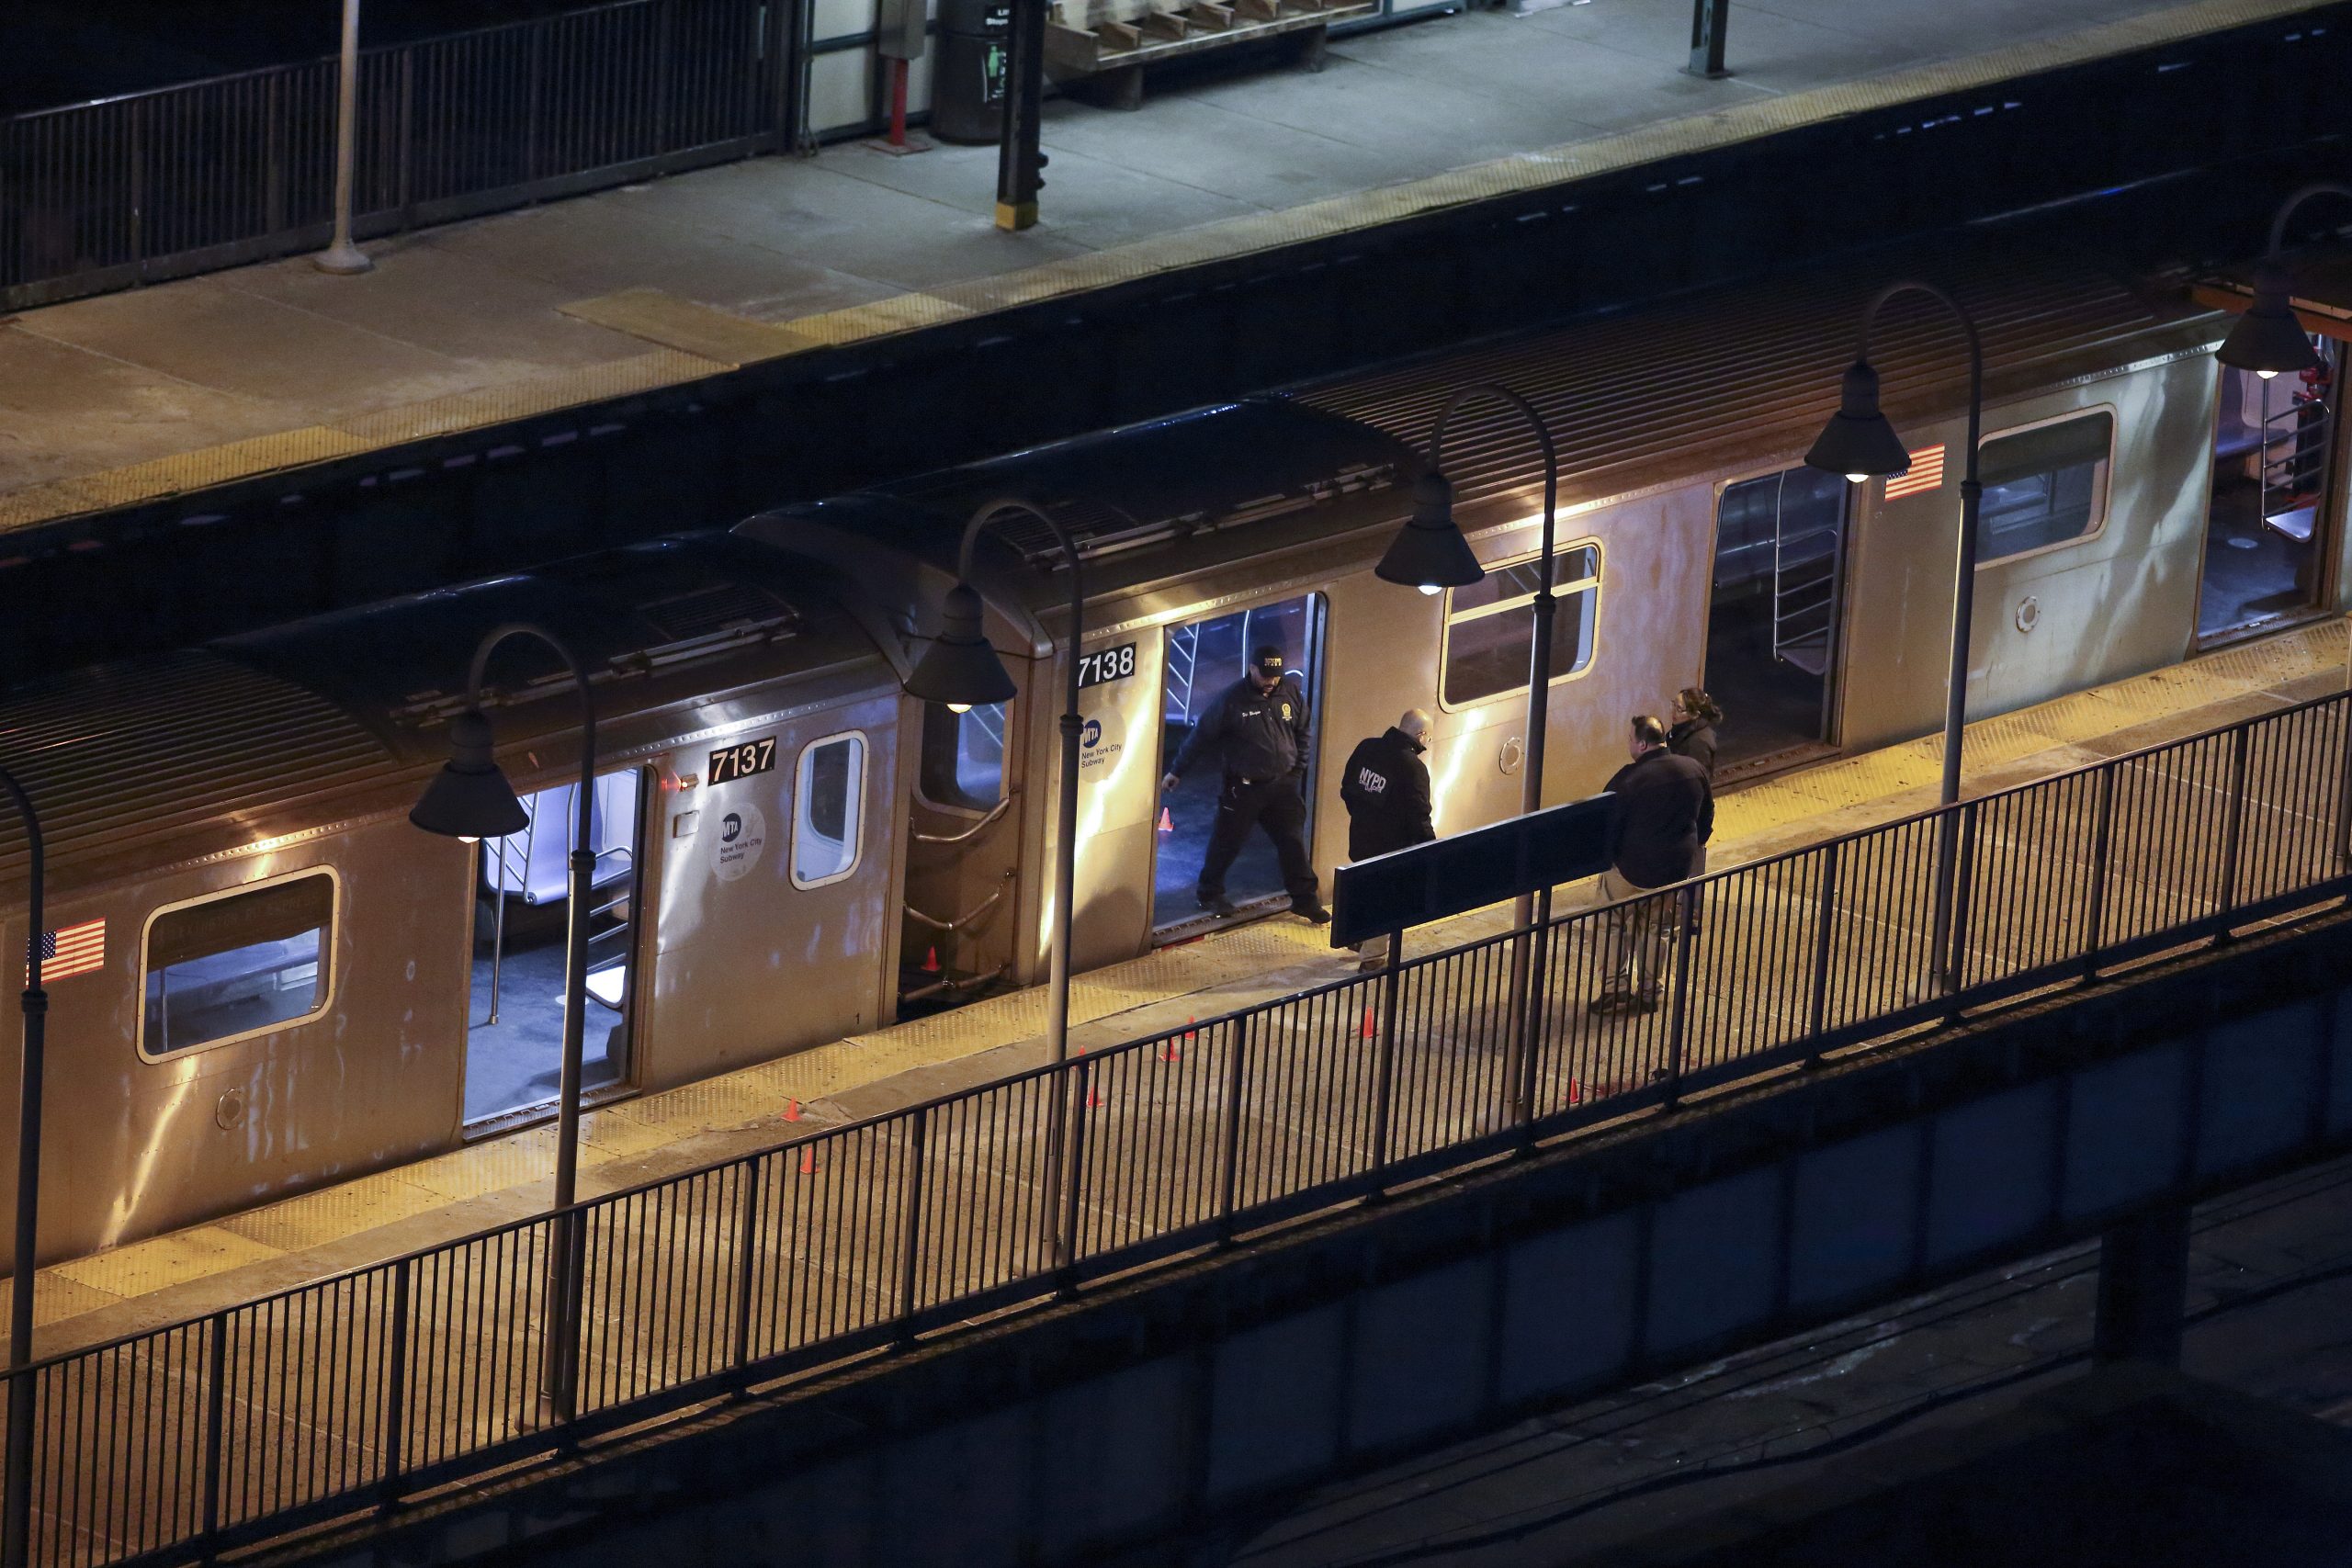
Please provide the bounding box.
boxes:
[1077,642,1137,689]
[707,735,778,785]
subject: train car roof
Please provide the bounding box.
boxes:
[1296,238,2217,523]
[750,399,1413,576]
[0,535,889,896]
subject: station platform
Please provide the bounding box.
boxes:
[10,615,2346,1359]
[0,0,2320,531]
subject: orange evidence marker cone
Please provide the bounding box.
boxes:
[1567,1078,1582,1106]
[1158,807,1173,833]
[798,1144,818,1176]
[1163,1017,1192,1064]
[784,1098,802,1122]
[922,945,942,974]
[1360,1006,1376,1042]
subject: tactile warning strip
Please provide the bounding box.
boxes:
[0,0,2330,532]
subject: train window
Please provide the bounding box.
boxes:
[918,702,1006,813]
[1975,411,2114,564]
[1441,544,1601,709]
[140,870,336,1058]
[792,732,867,888]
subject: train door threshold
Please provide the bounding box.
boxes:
[1153,890,1304,948]
[1716,739,1841,791]
[459,1078,639,1145]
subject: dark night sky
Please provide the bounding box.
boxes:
[4,1,619,115]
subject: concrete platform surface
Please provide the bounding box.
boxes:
[0,0,2321,529]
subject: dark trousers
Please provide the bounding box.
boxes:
[1198,775,1317,903]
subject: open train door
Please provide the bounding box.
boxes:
[898,694,1025,1013]
[1703,464,1851,779]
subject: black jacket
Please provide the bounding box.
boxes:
[1668,718,1719,780]
[1170,675,1309,784]
[1340,728,1435,861]
[1601,748,1713,889]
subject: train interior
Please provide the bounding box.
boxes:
[463,768,641,1124]
[2200,344,2338,642]
[1153,594,1323,932]
[1703,465,1849,775]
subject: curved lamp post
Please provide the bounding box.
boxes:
[409,624,595,1418]
[905,500,1080,1066]
[0,769,41,1568]
[1805,281,1984,991]
[314,0,372,276]
[2222,184,2352,861]
[2217,182,2352,380]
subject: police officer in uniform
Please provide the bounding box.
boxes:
[1162,644,1329,923]
[1340,708,1436,970]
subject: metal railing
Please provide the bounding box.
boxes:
[0,0,797,310]
[6,686,2352,1566]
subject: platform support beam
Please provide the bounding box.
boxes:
[2092,1203,2190,1367]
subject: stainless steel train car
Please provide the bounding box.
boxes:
[1,241,2343,1264]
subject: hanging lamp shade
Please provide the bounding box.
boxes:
[2217,262,2323,378]
[1375,471,1487,595]
[1804,360,1913,482]
[906,581,1019,708]
[410,708,530,840]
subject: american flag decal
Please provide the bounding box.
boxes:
[1883,444,1946,501]
[28,919,104,985]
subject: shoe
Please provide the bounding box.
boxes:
[1627,989,1661,1015]
[1291,898,1332,925]
[1356,954,1386,974]
[1199,893,1238,919]
[1589,988,1631,1014]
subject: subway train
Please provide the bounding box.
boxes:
[1,239,2344,1265]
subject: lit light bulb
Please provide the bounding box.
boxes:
[946,702,973,715]
[458,835,480,846]
[1845,473,1870,486]
[2256,368,2280,381]
[1417,583,1443,597]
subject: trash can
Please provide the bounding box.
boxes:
[932,0,1012,144]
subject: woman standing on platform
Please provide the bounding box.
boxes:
[1668,687,1723,935]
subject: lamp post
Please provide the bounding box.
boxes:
[1804,280,1984,989]
[903,499,1083,1244]
[315,0,373,275]
[907,501,1080,1055]
[409,624,595,1419]
[0,769,42,1568]
[2220,184,2352,860]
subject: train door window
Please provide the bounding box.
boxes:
[1974,411,2112,564]
[1704,465,1849,775]
[1153,592,1325,933]
[918,702,1006,813]
[793,732,867,888]
[464,767,643,1125]
[140,870,336,1058]
[2200,346,2339,643]
[1439,546,1600,708]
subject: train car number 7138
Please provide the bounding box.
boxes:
[1078,642,1137,689]
[707,735,778,785]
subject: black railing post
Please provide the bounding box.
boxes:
[1805,841,1839,1057]
[2218,724,2252,923]
[1056,1060,1092,1298]
[730,1158,763,1371]
[2085,762,2117,971]
[1663,888,1696,1108]
[1945,802,1981,1002]
[1216,1018,1250,1244]
[379,1259,411,1507]
[895,1113,929,1344]
[1368,953,1405,1182]
[396,50,416,232]
[1514,888,1554,1135]
[201,1311,229,1543]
